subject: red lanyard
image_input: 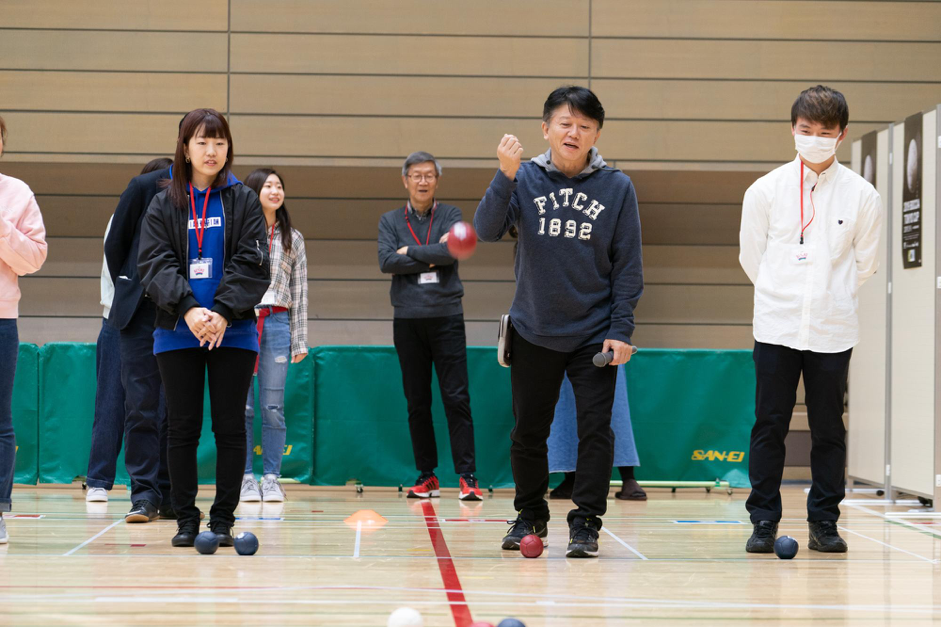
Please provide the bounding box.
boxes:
[799,162,816,245]
[189,182,211,258]
[404,201,437,246]
[269,222,275,253]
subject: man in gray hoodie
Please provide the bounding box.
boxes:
[475,86,644,558]
[378,151,483,502]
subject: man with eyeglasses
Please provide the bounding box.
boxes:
[378,151,483,502]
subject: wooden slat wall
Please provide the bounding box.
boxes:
[1,1,938,450]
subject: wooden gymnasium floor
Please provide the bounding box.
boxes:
[1,484,940,626]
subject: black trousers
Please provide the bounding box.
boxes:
[393,315,476,475]
[746,341,852,524]
[119,299,171,506]
[156,347,256,527]
[511,333,617,526]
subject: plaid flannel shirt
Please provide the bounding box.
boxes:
[259,224,308,357]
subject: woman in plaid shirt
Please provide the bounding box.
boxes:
[240,168,308,502]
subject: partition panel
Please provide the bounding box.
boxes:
[848,128,891,487]
[890,112,937,498]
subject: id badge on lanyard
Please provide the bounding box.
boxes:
[189,181,213,279]
[190,258,213,279]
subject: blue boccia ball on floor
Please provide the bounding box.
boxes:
[195,531,221,555]
[497,619,527,627]
[774,535,799,560]
[235,531,259,556]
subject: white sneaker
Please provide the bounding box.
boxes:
[0,515,7,544]
[261,475,285,502]
[85,487,108,503]
[240,475,261,502]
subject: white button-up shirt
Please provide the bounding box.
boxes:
[739,157,883,353]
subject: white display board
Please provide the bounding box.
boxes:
[848,129,891,487]
[889,109,938,499]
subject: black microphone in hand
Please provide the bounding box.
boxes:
[593,345,638,367]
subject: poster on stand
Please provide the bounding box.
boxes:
[902,112,923,269]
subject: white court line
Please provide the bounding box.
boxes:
[837,525,937,564]
[602,527,647,560]
[845,501,941,544]
[62,520,123,557]
[4,583,940,615]
[76,594,941,615]
[353,521,362,558]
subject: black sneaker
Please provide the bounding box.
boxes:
[501,516,548,550]
[125,499,158,523]
[566,518,600,558]
[745,520,778,553]
[209,522,234,547]
[808,521,847,553]
[171,520,199,547]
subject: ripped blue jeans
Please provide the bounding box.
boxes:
[244,310,290,476]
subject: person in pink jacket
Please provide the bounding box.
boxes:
[0,115,48,544]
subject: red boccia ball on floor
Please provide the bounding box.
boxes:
[446,221,477,260]
[519,534,544,558]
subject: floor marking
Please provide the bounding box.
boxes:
[5,584,941,615]
[0,553,931,564]
[353,521,362,558]
[4,514,43,519]
[845,501,941,540]
[673,520,744,524]
[601,527,648,560]
[234,516,284,521]
[62,520,122,557]
[420,500,474,627]
[837,525,937,564]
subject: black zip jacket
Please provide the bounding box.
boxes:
[137,183,270,330]
[104,167,170,330]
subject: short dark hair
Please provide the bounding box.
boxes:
[542,86,605,129]
[791,85,849,131]
[140,157,173,175]
[0,115,6,156]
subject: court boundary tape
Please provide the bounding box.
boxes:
[601,526,648,559]
[420,500,475,627]
[62,520,122,557]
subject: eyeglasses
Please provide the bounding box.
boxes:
[407,173,438,183]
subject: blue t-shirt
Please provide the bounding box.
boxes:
[153,183,258,354]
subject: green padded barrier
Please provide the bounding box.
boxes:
[311,346,755,489]
[626,349,754,488]
[38,343,314,485]
[32,343,755,489]
[12,343,39,484]
[38,343,97,484]
[311,346,516,488]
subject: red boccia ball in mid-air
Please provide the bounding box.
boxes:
[447,221,477,260]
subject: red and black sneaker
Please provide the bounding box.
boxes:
[407,473,440,498]
[459,474,483,501]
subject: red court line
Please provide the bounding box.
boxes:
[420,500,474,627]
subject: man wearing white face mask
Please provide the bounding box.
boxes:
[739,85,883,554]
